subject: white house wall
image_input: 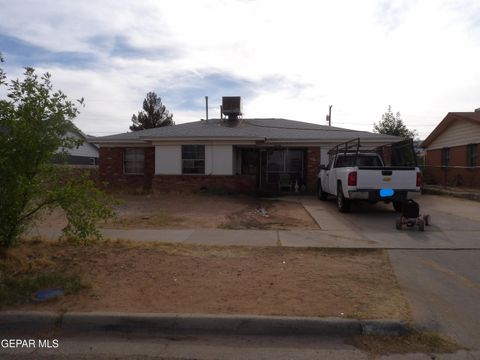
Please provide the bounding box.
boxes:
[205,144,234,175]
[155,144,234,175]
[155,145,182,174]
[428,120,480,150]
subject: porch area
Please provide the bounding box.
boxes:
[234,147,316,194]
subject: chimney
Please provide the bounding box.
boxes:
[221,96,242,121]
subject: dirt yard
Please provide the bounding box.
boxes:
[2,241,411,320]
[36,193,319,230]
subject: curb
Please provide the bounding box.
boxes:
[0,311,411,337]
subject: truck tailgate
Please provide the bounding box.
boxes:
[356,167,417,189]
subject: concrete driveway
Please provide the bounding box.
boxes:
[292,194,480,249]
[300,194,480,349]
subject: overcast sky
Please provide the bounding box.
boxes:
[1,0,479,138]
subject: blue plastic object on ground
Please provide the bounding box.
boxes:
[32,288,64,302]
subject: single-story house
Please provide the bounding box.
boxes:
[421,109,480,188]
[92,103,399,194]
[55,129,99,166]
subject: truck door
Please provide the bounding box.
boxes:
[320,157,333,194]
[327,157,336,194]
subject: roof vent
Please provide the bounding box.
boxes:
[475,108,480,112]
[222,96,242,121]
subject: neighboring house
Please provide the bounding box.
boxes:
[93,98,400,193]
[421,109,480,188]
[55,130,99,166]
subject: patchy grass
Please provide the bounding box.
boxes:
[350,331,463,355]
[0,272,87,307]
[0,241,89,308]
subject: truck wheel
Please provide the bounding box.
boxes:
[393,201,403,213]
[317,181,328,201]
[337,186,351,213]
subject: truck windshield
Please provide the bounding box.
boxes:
[335,155,383,167]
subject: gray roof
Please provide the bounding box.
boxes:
[92,118,400,144]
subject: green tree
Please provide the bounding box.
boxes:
[130,91,173,131]
[373,105,417,139]
[0,56,115,250]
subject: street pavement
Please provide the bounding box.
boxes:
[2,332,479,360]
[389,249,480,349]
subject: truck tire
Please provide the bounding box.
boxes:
[317,181,328,201]
[393,201,403,213]
[337,185,351,213]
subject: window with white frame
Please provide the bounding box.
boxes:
[124,148,144,174]
[182,145,205,174]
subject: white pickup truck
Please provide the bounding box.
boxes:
[317,140,422,213]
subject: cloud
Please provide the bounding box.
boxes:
[0,33,95,68]
[376,0,414,31]
[1,0,479,138]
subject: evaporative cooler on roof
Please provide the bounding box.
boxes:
[222,97,242,121]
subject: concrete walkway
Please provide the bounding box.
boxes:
[30,224,480,250]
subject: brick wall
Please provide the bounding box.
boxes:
[306,147,320,192]
[100,145,323,193]
[99,147,155,189]
[152,175,257,194]
[424,145,480,188]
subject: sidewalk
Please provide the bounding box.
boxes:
[27,193,480,249]
[29,225,480,249]
[423,185,480,201]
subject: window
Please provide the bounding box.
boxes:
[441,148,450,167]
[467,144,478,167]
[124,148,144,174]
[334,155,383,168]
[334,155,354,168]
[182,145,205,174]
[355,155,383,167]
